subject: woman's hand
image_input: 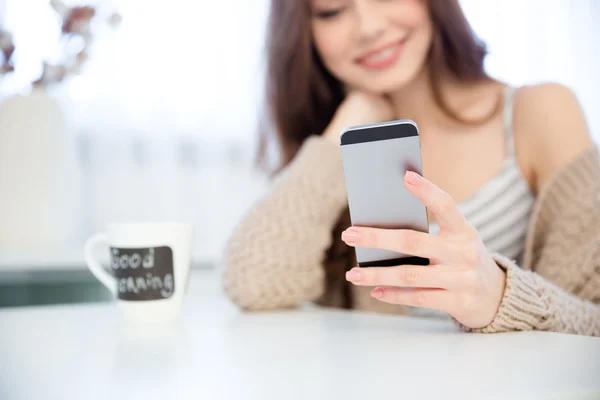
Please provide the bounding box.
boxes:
[341,171,507,329]
[323,91,394,144]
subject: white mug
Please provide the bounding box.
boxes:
[84,223,193,323]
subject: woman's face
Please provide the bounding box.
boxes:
[310,0,433,94]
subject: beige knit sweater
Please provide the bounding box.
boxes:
[221,136,600,336]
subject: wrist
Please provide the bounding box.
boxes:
[477,256,508,329]
[495,262,508,311]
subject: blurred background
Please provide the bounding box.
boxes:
[0,0,598,307]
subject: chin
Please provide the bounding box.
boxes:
[351,76,412,95]
[347,65,424,95]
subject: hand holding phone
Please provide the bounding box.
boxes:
[340,171,507,329]
[340,120,429,267]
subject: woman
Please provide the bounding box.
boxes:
[222,0,600,336]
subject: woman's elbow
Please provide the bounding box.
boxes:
[220,256,324,311]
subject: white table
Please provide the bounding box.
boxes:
[1,270,599,400]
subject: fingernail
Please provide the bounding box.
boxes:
[371,288,383,299]
[405,171,422,185]
[341,229,359,244]
[345,268,362,282]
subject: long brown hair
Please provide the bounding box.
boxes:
[258,0,494,171]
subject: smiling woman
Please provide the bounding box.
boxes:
[260,0,494,167]
[222,0,600,336]
[311,0,490,111]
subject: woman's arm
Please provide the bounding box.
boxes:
[339,155,600,335]
[338,82,600,334]
[513,83,593,194]
[456,84,600,335]
[468,83,600,335]
[221,91,394,311]
[221,136,348,310]
[466,249,600,336]
[467,145,600,335]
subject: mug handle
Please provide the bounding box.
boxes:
[84,233,117,295]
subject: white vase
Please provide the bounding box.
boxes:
[0,88,80,251]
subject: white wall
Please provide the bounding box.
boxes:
[461,0,600,142]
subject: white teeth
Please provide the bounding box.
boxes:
[363,45,397,63]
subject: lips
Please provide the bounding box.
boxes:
[356,39,407,70]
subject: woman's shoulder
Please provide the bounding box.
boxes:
[515,81,575,98]
[512,82,589,138]
[512,82,594,193]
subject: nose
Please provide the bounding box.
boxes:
[354,1,387,43]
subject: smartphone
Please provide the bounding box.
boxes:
[340,120,430,267]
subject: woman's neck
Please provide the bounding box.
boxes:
[388,67,455,128]
[388,68,501,131]
[390,65,495,132]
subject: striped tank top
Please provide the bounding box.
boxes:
[429,86,535,263]
[407,87,534,319]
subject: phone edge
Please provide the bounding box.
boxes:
[340,119,419,145]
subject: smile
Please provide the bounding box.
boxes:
[356,39,407,70]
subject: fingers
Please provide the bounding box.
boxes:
[370,287,452,311]
[404,171,473,234]
[346,265,459,289]
[341,227,450,262]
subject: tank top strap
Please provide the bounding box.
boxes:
[503,86,517,156]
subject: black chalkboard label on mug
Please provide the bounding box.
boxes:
[110,246,175,301]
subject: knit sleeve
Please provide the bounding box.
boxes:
[461,147,600,336]
[220,136,348,310]
[463,253,600,336]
